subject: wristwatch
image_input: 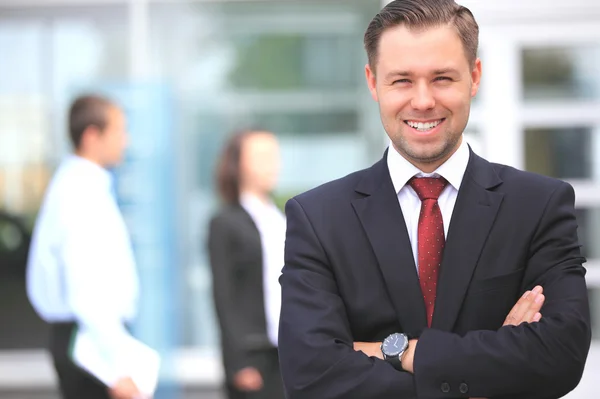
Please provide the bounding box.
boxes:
[381,332,409,370]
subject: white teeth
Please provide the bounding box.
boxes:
[407,120,442,131]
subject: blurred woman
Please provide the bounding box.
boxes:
[208,130,285,399]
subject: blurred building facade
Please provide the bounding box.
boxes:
[0,0,599,397]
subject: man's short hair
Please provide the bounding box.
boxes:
[68,95,115,149]
[364,0,479,70]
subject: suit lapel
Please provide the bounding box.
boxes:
[352,155,428,334]
[432,151,504,331]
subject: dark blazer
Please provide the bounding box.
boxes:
[208,205,272,381]
[279,148,591,399]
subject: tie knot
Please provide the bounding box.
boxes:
[408,176,448,200]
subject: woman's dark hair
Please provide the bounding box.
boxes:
[215,130,257,205]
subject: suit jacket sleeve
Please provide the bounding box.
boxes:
[208,214,253,379]
[279,198,418,399]
[413,181,592,399]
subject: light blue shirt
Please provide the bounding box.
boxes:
[27,155,139,379]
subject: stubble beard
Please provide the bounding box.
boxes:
[391,126,462,168]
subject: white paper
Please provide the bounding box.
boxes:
[70,329,161,398]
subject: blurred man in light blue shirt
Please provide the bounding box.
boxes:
[27,95,142,399]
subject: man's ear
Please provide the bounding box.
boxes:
[79,125,102,149]
[365,63,379,102]
[470,58,482,98]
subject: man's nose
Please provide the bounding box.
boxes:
[410,83,436,111]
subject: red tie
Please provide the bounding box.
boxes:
[408,177,448,327]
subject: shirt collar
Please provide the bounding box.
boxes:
[67,154,114,193]
[240,192,276,214]
[387,138,470,194]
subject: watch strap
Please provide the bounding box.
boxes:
[385,352,403,370]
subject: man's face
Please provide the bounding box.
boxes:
[98,106,128,167]
[365,24,481,171]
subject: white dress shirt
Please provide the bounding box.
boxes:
[240,193,286,347]
[387,139,470,272]
[27,155,139,379]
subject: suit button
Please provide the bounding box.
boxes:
[459,383,469,394]
[440,382,450,393]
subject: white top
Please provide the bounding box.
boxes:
[386,139,470,272]
[240,193,286,347]
[26,155,139,379]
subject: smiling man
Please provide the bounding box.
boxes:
[278,1,591,398]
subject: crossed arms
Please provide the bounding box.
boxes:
[278,183,591,399]
[354,285,546,399]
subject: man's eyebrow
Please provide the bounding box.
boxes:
[384,68,460,80]
[385,71,412,80]
[433,68,460,75]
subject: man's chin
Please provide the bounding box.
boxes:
[396,142,446,162]
[400,136,462,163]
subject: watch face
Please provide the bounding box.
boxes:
[382,333,408,357]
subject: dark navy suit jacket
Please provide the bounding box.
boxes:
[279,148,591,399]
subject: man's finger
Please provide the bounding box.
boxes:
[503,290,532,326]
[504,286,543,326]
[353,342,383,359]
[522,294,544,324]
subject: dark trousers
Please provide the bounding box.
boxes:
[49,322,110,399]
[225,348,284,399]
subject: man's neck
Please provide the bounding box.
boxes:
[74,150,105,168]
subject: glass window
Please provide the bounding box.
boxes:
[0,21,47,215]
[0,5,129,350]
[524,126,600,260]
[0,6,129,214]
[227,35,359,91]
[522,46,600,101]
[575,207,600,260]
[242,110,360,135]
[524,127,600,181]
[149,0,382,348]
[589,287,600,341]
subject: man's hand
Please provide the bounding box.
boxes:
[354,286,544,381]
[233,367,263,392]
[109,377,142,399]
[353,339,418,374]
[400,339,417,373]
[353,342,384,359]
[461,286,545,399]
[504,285,545,326]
